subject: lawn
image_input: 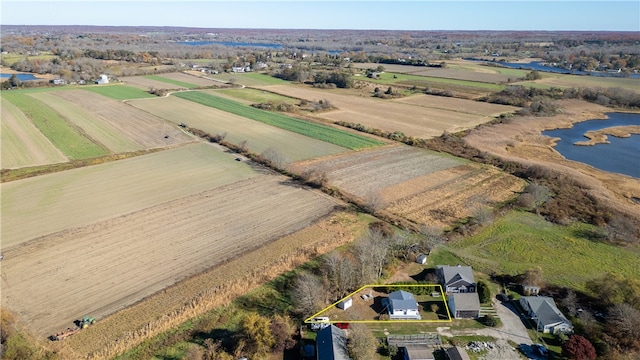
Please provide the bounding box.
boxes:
[85,84,156,100]
[440,211,640,291]
[174,91,384,150]
[2,92,109,160]
[144,75,200,89]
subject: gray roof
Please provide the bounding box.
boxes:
[446,346,471,360]
[389,290,419,311]
[521,296,572,328]
[316,325,349,360]
[437,265,475,286]
[405,345,435,360]
[450,293,481,311]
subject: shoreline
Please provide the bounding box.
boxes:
[574,125,640,146]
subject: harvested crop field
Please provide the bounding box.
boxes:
[291,144,525,228]
[129,95,350,161]
[256,84,508,138]
[1,143,255,248]
[1,173,339,339]
[51,89,193,149]
[151,72,226,87]
[121,75,186,90]
[1,96,68,169]
[392,94,518,117]
[410,68,513,84]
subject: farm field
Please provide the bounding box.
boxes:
[392,94,519,116]
[208,87,300,105]
[2,92,110,160]
[207,71,290,86]
[86,84,156,100]
[290,144,525,228]
[158,72,229,87]
[522,72,640,92]
[120,75,189,91]
[0,143,256,248]
[129,95,350,162]
[29,92,143,154]
[257,84,514,138]
[1,173,340,338]
[174,91,383,149]
[0,96,68,168]
[52,89,193,148]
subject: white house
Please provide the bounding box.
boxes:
[384,290,421,320]
[520,296,573,334]
[95,74,109,84]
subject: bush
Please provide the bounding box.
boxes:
[480,315,498,327]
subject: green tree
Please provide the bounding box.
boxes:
[9,74,21,87]
[477,281,491,304]
[236,312,275,358]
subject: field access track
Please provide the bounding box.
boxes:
[1,173,339,338]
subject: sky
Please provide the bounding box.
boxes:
[1,1,639,31]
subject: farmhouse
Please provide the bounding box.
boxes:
[448,293,481,319]
[436,265,476,293]
[316,325,349,360]
[384,290,422,320]
[519,296,573,334]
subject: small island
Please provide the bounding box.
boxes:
[574,125,640,146]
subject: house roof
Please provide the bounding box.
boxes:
[521,296,572,328]
[316,325,349,360]
[404,345,435,360]
[450,293,481,311]
[437,265,475,286]
[389,290,419,311]
[446,346,471,360]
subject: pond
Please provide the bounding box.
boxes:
[0,73,43,81]
[465,58,640,79]
[542,112,640,178]
[178,41,283,49]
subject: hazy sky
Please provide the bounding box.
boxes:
[2,1,639,31]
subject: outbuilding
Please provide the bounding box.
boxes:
[337,297,352,310]
[416,253,427,265]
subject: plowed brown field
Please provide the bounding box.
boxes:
[1,174,338,338]
[257,84,514,137]
[291,144,525,228]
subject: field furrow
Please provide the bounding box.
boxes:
[1,175,338,337]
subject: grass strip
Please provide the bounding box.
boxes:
[175,91,384,150]
[144,75,200,89]
[2,92,109,160]
[86,84,156,100]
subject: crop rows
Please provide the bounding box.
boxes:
[2,92,109,160]
[174,91,384,150]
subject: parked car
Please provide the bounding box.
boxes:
[535,343,548,356]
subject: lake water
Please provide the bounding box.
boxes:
[465,58,640,79]
[542,112,640,178]
[0,73,42,81]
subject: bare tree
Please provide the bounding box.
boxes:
[562,289,578,317]
[347,323,378,360]
[522,267,544,287]
[324,252,358,299]
[260,147,290,169]
[606,303,640,350]
[353,229,390,281]
[419,224,445,254]
[291,272,326,316]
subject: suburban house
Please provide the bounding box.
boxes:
[445,346,471,360]
[402,345,435,360]
[95,74,109,84]
[436,265,476,293]
[316,325,349,360]
[384,290,422,320]
[448,293,481,319]
[519,296,573,334]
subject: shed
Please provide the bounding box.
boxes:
[416,253,427,265]
[448,293,481,319]
[337,297,352,310]
[95,74,109,84]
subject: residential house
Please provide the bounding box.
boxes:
[436,265,476,293]
[95,74,109,84]
[402,345,435,360]
[384,290,422,320]
[519,296,573,334]
[522,284,540,296]
[448,293,481,319]
[316,325,349,360]
[445,346,471,360]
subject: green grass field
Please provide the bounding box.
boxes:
[2,92,109,160]
[174,91,384,150]
[210,72,290,86]
[85,84,156,100]
[359,72,506,91]
[214,87,299,104]
[436,211,640,292]
[144,75,200,89]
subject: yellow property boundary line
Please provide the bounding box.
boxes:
[305,284,453,323]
